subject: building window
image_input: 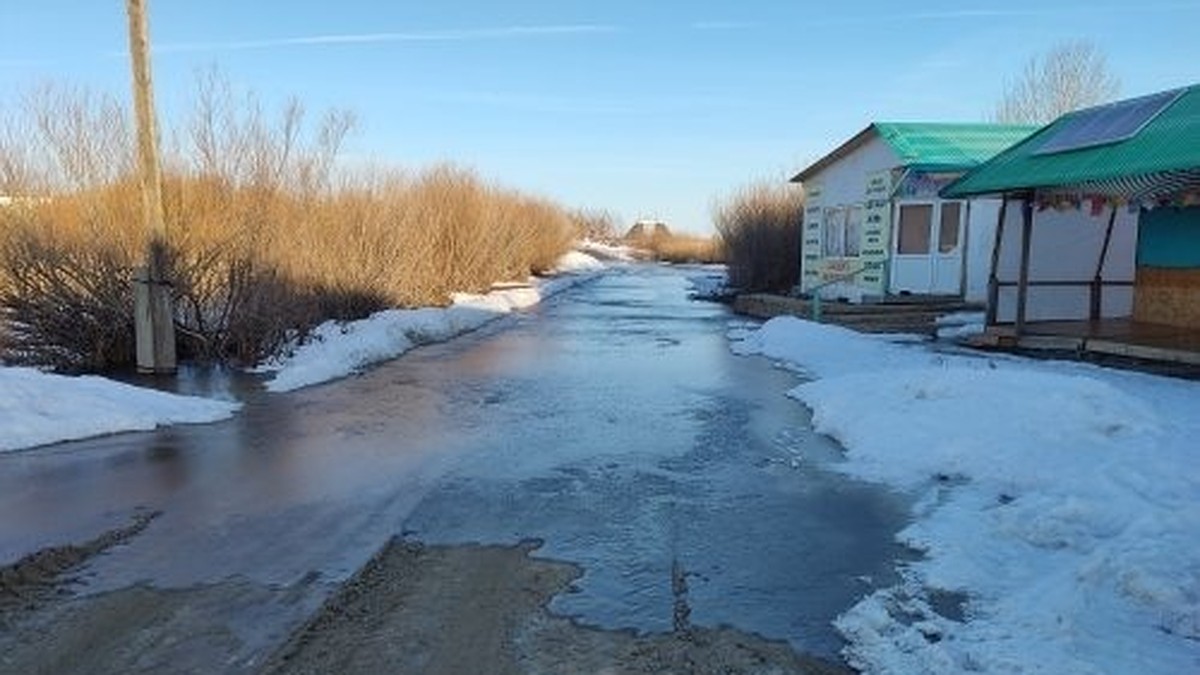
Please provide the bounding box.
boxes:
[897,203,933,254]
[845,205,863,257]
[939,202,962,253]
[822,207,844,257]
[821,205,862,258]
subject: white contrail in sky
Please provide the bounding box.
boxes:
[151,24,619,55]
[808,2,1200,25]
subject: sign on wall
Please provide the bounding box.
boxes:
[802,173,893,299]
[858,169,893,295]
[801,183,823,292]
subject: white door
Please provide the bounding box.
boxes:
[931,201,964,295]
[890,201,964,296]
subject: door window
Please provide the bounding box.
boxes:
[939,202,962,253]
[897,204,932,254]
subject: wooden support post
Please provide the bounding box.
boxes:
[959,200,971,297]
[985,196,1008,326]
[1014,197,1034,338]
[127,0,176,374]
[1090,204,1118,322]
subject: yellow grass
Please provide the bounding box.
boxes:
[0,80,578,369]
[636,232,725,264]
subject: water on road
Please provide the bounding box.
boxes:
[0,265,911,661]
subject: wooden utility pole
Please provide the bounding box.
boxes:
[126,0,176,373]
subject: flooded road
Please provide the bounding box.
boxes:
[0,265,910,669]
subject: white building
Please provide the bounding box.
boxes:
[792,122,1037,303]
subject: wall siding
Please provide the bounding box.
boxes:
[1133,267,1200,329]
[800,134,900,301]
[994,205,1138,322]
[1137,207,1200,268]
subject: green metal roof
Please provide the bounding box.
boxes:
[792,122,1037,183]
[874,122,1039,171]
[943,84,1200,198]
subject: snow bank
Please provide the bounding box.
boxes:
[263,250,606,392]
[732,316,1200,674]
[555,250,606,273]
[576,239,638,262]
[686,267,729,300]
[0,367,239,452]
[934,311,985,340]
[0,250,607,451]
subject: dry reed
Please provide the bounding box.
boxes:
[624,225,724,264]
[713,181,804,292]
[0,79,577,370]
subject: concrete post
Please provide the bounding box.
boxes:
[127,0,176,373]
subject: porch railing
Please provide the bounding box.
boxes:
[803,266,872,322]
[988,279,1135,325]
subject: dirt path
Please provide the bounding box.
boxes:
[2,529,852,674]
[261,538,851,675]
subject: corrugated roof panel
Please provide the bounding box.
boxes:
[792,122,1037,183]
[944,84,1200,197]
[875,123,1039,169]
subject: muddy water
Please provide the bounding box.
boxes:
[0,265,909,663]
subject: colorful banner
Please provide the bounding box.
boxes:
[801,183,823,291]
[859,169,893,295]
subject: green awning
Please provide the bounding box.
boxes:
[943,84,1200,199]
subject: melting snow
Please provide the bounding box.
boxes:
[732,316,1200,674]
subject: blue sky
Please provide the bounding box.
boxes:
[3,1,1199,232]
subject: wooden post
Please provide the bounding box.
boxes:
[959,199,971,297]
[1014,197,1034,338]
[1090,204,1118,322]
[985,196,1008,326]
[127,0,176,374]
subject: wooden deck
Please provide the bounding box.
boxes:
[733,293,1200,371]
[970,319,1200,366]
[733,293,982,336]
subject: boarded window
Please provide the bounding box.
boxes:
[939,202,962,253]
[844,205,863,257]
[897,204,932,254]
[819,205,863,258]
[822,207,845,257]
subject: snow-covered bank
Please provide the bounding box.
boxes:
[575,239,638,262]
[0,367,239,452]
[261,251,609,392]
[732,317,1200,674]
[0,249,611,451]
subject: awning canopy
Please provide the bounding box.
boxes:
[943,84,1200,204]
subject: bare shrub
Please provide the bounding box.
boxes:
[713,181,804,292]
[630,231,724,264]
[24,83,133,190]
[0,224,135,371]
[569,208,619,243]
[994,40,1120,124]
[0,76,578,370]
[621,220,723,264]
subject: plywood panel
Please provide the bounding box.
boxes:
[1134,266,1200,329]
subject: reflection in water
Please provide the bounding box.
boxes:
[0,266,910,659]
[147,436,187,491]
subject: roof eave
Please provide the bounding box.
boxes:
[791,124,877,184]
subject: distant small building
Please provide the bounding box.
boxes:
[791,122,1037,302]
[944,84,1200,361]
[625,219,671,240]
